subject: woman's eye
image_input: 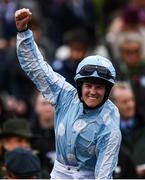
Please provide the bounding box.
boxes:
[85,84,92,88]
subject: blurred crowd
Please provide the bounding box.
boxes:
[1,0,145,179]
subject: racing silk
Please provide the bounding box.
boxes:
[17,29,121,179]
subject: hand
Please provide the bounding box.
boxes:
[136,165,145,178]
[15,8,32,31]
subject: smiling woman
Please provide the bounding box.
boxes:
[74,55,116,109]
[15,8,121,179]
[81,82,106,108]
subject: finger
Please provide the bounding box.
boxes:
[15,8,32,20]
[15,13,31,21]
[15,10,30,18]
[20,8,32,16]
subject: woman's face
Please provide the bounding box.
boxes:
[81,82,106,108]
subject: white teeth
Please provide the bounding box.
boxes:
[89,97,97,100]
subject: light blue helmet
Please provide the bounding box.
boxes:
[74,55,116,84]
[74,55,116,108]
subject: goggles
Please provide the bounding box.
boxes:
[78,65,115,80]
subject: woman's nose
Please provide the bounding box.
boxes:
[90,86,97,94]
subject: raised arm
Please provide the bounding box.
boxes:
[15,8,75,105]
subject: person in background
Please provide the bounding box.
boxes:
[106,5,145,59]
[0,118,32,151]
[0,118,33,178]
[3,147,40,179]
[15,8,121,179]
[113,145,137,179]
[36,0,96,47]
[52,28,91,86]
[31,90,55,178]
[115,32,145,122]
[110,81,145,178]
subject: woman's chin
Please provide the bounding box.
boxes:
[86,103,99,108]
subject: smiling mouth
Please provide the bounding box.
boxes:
[88,97,98,100]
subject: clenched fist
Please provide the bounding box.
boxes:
[15,8,32,31]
